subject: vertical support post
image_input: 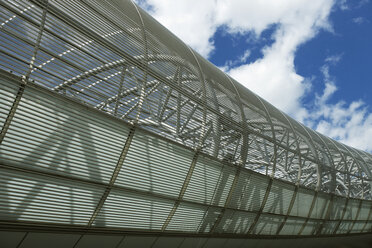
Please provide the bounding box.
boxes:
[161,150,199,231]
[208,164,243,233]
[332,197,349,234]
[298,190,318,235]
[87,125,136,226]
[347,199,363,234]
[276,184,299,235]
[315,194,335,235]
[247,177,273,234]
[361,202,372,232]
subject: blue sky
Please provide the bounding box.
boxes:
[137,0,372,152]
[296,1,372,106]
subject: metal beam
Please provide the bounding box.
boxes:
[161,150,200,231]
[87,125,136,226]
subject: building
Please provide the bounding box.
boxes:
[0,0,371,247]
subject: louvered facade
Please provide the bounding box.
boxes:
[0,1,371,247]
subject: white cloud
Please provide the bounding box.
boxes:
[325,54,343,64]
[225,0,334,120]
[239,49,251,63]
[338,0,349,10]
[312,97,372,153]
[316,80,337,105]
[137,0,334,58]
[352,16,367,24]
[304,57,372,152]
[138,0,217,57]
[316,55,340,106]
[357,0,370,8]
[337,0,370,11]
[222,49,251,68]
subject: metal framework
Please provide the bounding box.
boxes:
[0,0,371,246]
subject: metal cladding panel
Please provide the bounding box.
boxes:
[291,187,315,217]
[263,180,295,215]
[344,199,361,220]
[322,221,339,235]
[215,209,256,234]
[0,77,19,128]
[336,221,354,234]
[329,196,347,220]
[0,83,128,183]
[358,201,371,220]
[226,170,252,210]
[211,165,236,207]
[198,207,222,233]
[166,202,207,232]
[351,222,367,233]
[253,214,284,235]
[228,173,270,212]
[301,220,321,235]
[310,193,331,219]
[183,155,222,205]
[114,128,193,198]
[280,217,306,235]
[93,189,174,230]
[367,222,372,231]
[0,168,104,225]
